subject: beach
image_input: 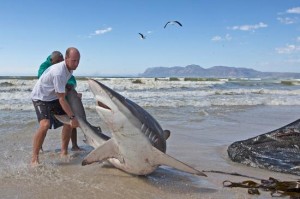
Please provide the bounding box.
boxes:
[1,77,300,198]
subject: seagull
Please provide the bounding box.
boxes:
[164,21,183,28]
[138,33,146,39]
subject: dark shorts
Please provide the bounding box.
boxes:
[32,99,66,129]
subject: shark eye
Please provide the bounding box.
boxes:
[97,101,111,110]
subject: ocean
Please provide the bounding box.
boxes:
[1,76,300,198]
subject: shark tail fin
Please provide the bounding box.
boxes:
[82,139,120,166]
[152,147,207,177]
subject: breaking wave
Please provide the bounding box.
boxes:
[1,77,300,110]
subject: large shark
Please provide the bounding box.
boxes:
[57,79,206,176]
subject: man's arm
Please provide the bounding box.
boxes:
[56,92,79,128]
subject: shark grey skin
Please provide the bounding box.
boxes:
[65,88,109,147]
[79,79,206,176]
[63,89,169,147]
[227,119,300,176]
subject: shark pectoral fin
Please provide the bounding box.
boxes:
[152,147,207,177]
[82,139,119,166]
[54,114,70,124]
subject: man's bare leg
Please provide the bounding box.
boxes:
[71,128,81,151]
[61,124,72,157]
[31,119,50,166]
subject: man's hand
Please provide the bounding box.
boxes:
[70,117,79,128]
[57,92,78,127]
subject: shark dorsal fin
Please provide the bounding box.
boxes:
[82,139,120,166]
[163,130,171,140]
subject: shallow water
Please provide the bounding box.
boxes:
[1,105,300,198]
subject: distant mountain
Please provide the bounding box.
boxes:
[139,64,300,78]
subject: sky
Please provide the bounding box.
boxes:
[0,0,300,76]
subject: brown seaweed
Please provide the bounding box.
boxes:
[223,177,300,198]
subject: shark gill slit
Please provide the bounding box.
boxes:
[145,129,150,137]
[151,135,157,142]
[141,123,146,132]
[149,131,153,139]
[141,124,153,139]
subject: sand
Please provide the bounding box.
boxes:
[1,106,300,198]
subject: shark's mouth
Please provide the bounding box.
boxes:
[97,101,111,110]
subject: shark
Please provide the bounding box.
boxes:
[57,79,206,177]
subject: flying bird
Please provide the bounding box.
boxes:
[164,21,183,28]
[138,33,146,39]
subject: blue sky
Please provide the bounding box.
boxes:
[0,0,299,76]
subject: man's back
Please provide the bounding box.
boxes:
[38,54,77,87]
[38,55,52,78]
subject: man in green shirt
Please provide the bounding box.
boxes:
[38,51,81,151]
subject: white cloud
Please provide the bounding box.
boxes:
[211,36,222,41]
[287,7,300,14]
[277,7,300,25]
[275,44,300,54]
[225,34,232,41]
[211,34,232,42]
[297,37,300,42]
[94,27,112,35]
[228,22,268,31]
[277,17,297,24]
[89,27,112,37]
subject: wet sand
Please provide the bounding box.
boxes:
[1,106,300,198]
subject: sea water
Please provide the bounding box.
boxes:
[1,77,300,198]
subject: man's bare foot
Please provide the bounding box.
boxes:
[61,149,68,156]
[60,152,72,163]
[31,158,40,167]
[71,145,84,151]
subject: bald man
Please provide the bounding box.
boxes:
[31,47,81,166]
[37,50,81,151]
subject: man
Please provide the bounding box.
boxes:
[38,51,81,151]
[31,47,80,166]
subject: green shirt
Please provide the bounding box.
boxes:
[38,55,77,87]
